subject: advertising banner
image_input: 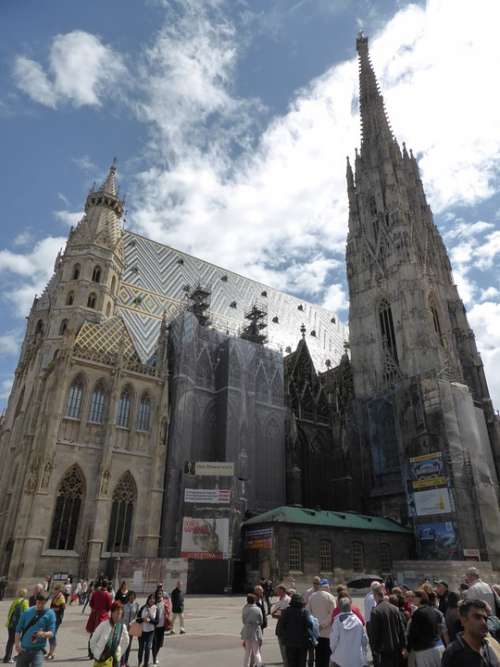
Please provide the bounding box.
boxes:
[409,452,446,488]
[413,487,452,516]
[195,462,235,477]
[416,521,460,560]
[184,461,235,477]
[184,488,231,504]
[245,527,273,550]
[180,517,230,559]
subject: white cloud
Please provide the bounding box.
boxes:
[322,284,348,312]
[13,56,57,108]
[0,333,19,356]
[0,378,14,401]
[129,0,500,317]
[54,210,83,227]
[467,301,500,410]
[0,237,66,315]
[480,287,500,302]
[13,230,35,247]
[13,31,126,108]
[475,230,500,270]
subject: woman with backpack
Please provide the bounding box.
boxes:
[89,601,129,667]
[137,594,157,667]
[2,587,28,663]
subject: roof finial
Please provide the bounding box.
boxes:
[300,323,306,338]
[99,159,118,196]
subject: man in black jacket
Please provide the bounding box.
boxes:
[369,587,406,667]
[442,599,499,666]
[277,594,313,667]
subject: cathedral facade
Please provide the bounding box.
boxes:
[1,34,500,590]
[0,161,347,589]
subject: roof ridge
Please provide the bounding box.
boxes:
[123,230,345,321]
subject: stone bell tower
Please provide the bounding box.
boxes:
[346,34,500,566]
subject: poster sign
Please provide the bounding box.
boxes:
[184,488,231,504]
[184,461,235,477]
[464,548,481,561]
[180,517,230,559]
[245,528,273,550]
[195,462,235,477]
[409,452,447,490]
[413,487,452,516]
[416,521,459,560]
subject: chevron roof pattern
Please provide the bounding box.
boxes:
[117,230,348,370]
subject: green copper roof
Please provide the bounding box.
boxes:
[243,506,412,534]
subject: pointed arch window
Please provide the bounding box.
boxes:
[92,266,102,283]
[111,275,117,294]
[59,319,68,336]
[379,299,399,364]
[14,387,25,422]
[116,388,131,428]
[66,377,84,418]
[136,394,151,432]
[87,293,97,309]
[49,465,84,550]
[66,291,74,306]
[430,302,443,345]
[35,320,44,335]
[106,302,111,317]
[107,472,136,553]
[89,383,106,424]
[255,366,269,403]
[72,264,81,280]
[289,538,303,571]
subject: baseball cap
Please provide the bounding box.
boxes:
[434,580,448,587]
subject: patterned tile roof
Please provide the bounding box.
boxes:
[117,230,348,368]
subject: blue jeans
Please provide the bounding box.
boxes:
[15,649,45,667]
[138,630,154,667]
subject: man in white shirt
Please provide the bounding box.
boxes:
[464,567,496,611]
[307,579,335,667]
[271,584,291,666]
[364,581,381,623]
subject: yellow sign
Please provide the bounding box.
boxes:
[412,477,447,490]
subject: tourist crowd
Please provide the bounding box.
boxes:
[2,576,186,667]
[240,567,500,666]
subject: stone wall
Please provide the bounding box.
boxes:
[394,559,496,593]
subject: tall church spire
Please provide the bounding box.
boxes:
[356,32,396,157]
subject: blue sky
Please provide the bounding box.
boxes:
[1,0,500,409]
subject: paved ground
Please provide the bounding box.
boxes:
[0,594,365,666]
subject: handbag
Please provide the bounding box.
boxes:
[128,621,143,637]
[93,659,113,667]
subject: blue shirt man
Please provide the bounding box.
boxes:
[15,591,56,667]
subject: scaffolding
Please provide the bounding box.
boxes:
[188,283,211,326]
[240,301,268,345]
